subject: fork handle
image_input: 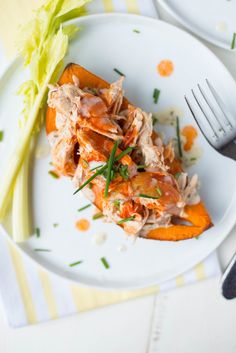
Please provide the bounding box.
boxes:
[220,140,236,160]
[221,252,236,299]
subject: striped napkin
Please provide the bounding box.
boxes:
[0,0,221,328]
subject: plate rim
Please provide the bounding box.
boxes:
[157,0,233,50]
[1,12,236,290]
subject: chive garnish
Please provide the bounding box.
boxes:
[115,146,135,160]
[34,248,51,252]
[114,68,125,77]
[176,116,183,158]
[69,260,83,267]
[118,215,135,224]
[0,130,4,142]
[156,187,162,196]
[152,115,158,126]
[78,204,91,212]
[104,140,119,197]
[118,164,129,179]
[82,159,89,167]
[133,29,140,33]
[35,227,40,238]
[153,88,161,104]
[92,212,104,220]
[138,194,160,199]
[90,164,104,171]
[73,146,134,195]
[174,172,181,179]
[73,166,106,195]
[137,165,146,170]
[48,170,59,179]
[113,200,121,210]
[231,32,236,50]
[100,257,110,269]
[53,223,59,228]
[190,157,197,161]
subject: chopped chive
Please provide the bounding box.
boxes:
[195,236,200,240]
[110,169,115,180]
[53,223,59,228]
[190,157,197,161]
[34,248,51,252]
[153,88,161,104]
[152,115,158,126]
[69,260,83,267]
[100,257,110,269]
[104,140,119,197]
[231,32,236,50]
[138,193,160,199]
[35,227,40,238]
[88,87,98,95]
[133,29,140,33]
[0,130,4,142]
[118,164,129,179]
[136,165,146,170]
[92,212,104,220]
[114,68,126,77]
[73,165,107,195]
[78,204,91,212]
[118,215,135,224]
[48,170,59,179]
[82,159,89,167]
[113,199,121,210]
[174,172,181,179]
[90,164,104,171]
[115,146,135,161]
[73,146,134,195]
[156,187,162,196]
[176,116,183,158]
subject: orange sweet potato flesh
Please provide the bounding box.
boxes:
[46,63,212,241]
[145,202,212,241]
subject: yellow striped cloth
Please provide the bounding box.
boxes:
[0,0,221,328]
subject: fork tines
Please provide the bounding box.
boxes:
[185,79,236,149]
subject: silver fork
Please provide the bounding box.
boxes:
[185,79,236,160]
[185,79,236,300]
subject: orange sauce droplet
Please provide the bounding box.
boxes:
[76,219,90,231]
[157,60,174,77]
[181,125,198,151]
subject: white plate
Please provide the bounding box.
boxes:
[157,0,236,50]
[0,14,236,290]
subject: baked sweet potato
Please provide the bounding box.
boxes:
[46,63,212,241]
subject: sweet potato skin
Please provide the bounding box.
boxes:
[46,64,213,241]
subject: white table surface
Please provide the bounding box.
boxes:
[1,4,236,353]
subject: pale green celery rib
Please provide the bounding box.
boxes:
[0,79,48,221]
[12,146,31,243]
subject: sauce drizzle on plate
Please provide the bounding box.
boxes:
[157,60,174,77]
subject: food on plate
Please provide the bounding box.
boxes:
[46,63,212,241]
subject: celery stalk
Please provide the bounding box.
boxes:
[0,0,92,242]
[12,147,31,242]
[0,79,49,220]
